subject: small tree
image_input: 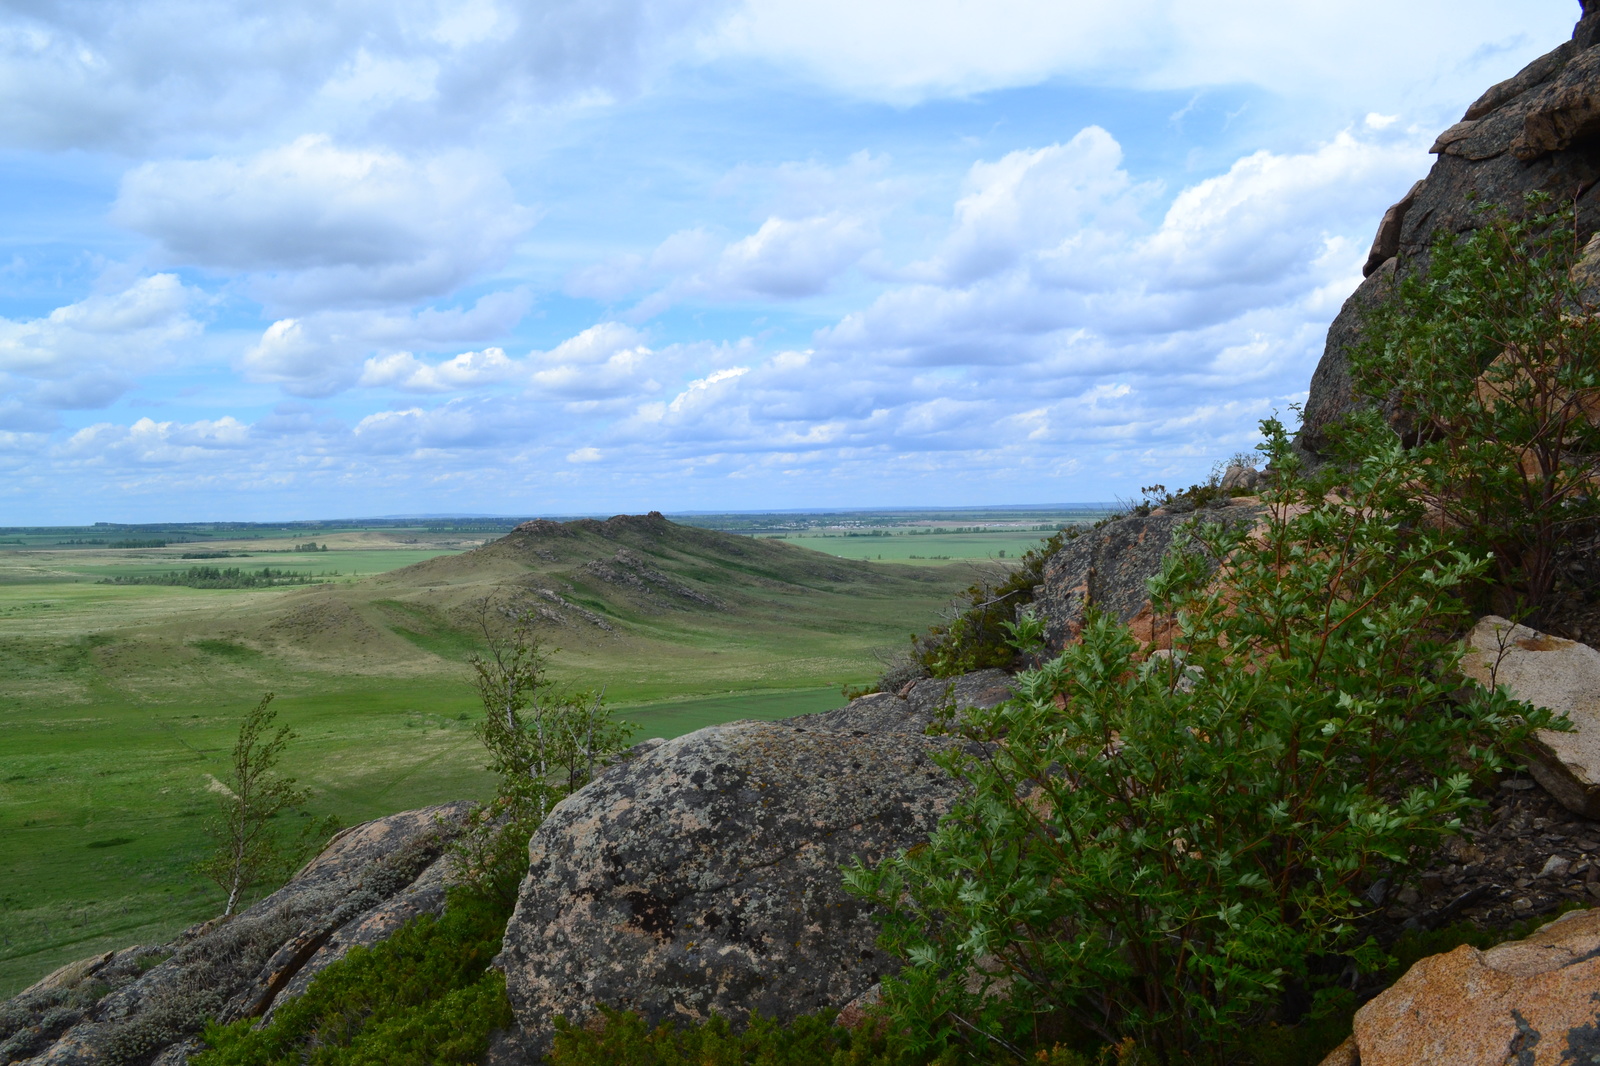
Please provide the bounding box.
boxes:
[451,607,634,905]
[200,694,332,916]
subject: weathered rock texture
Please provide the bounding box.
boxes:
[1462,615,1600,818]
[499,698,984,1056]
[1299,3,1600,456]
[1320,906,1600,1066]
[792,669,1012,734]
[1033,502,1260,651]
[0,803,470,1066]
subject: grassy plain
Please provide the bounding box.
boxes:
[0,515,1019,995]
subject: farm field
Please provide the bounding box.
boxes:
[0,513,1044,994]
[774,530,1061,562]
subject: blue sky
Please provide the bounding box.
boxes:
[0,0,1580,523]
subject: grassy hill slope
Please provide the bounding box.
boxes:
[0,515,984,995]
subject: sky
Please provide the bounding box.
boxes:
[0,0,1582,523]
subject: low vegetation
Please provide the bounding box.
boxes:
[1351,194,1600,622]
[15,203,1600,1063]
[199,694,337,916]
[849,417,1557,1064]
[193,889,512,1066]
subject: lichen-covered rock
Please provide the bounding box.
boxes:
[1299,6,1600,459]
[1320,907,1600,1066]
[2,802,472,1066]
[793,669,1012,734]
[1033,504,1259,651]
[498,718,966,1057]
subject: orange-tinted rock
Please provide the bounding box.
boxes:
[1323,908,1600,1065]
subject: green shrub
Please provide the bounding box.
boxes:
[452,609,634,906]
[909,527,1081,679]
[1350,193,1600,618]
[193,889,512,1066]
[845,416,1561,1064]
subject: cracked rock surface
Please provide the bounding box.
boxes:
[498,715,969,1057]
[0,803,470,1066]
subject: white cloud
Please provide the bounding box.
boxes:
[573,212,877,315]
[360,347,518,392]
[239,290,534,397]
[241,318,350,397]
[0,0,734,152]
[566,446,603,463]
[115,136,531,307]
[530,323,661,399]
[708,0,1572,119]
[64,415,251,464]
[922,128,1149,284]
[350,399,509,453]
[0,274,198,408]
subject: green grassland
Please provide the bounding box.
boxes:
[0,514,1012,995]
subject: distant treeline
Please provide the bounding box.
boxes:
[99,566,334,589]
[109,538,181,549]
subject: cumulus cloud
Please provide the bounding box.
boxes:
[351,399,511,454]
[572,212,876,315]
[0,274,198,408]
[64,415,251,464]
[115,136,531,307]
[530,323,662,399]
[823,124,1425,370]
[919,127,1150,284]
[238,289,534,397]
[360,347,518,392]
[5,118,1450,513]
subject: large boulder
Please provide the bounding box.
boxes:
[498,703,977,1057]
[0,803,471,1066]
[1461,615,1600,819]
[1299,4,1600,458]
[1320,907,1600,1066]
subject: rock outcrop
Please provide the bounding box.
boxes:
[1462,615,1600,818]
[1033,502,1260,651]
[1300,3,1600,457]
[1320,907,1600,1066]
[0,803,471,1066]
[793,668,1012,733]
[496,680,1004,1057]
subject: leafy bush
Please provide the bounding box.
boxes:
[553,1009,838,1066]
[908,527,1082,679]
[1351,194,1600,618]
[193,889,512,1066]
[846,416,1561,1064]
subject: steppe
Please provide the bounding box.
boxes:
[0,510,1088,994]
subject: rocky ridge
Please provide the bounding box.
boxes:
[1300,0,1600,456]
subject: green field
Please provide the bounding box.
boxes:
[0,515,1011,995]
[774,530,1060,562]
